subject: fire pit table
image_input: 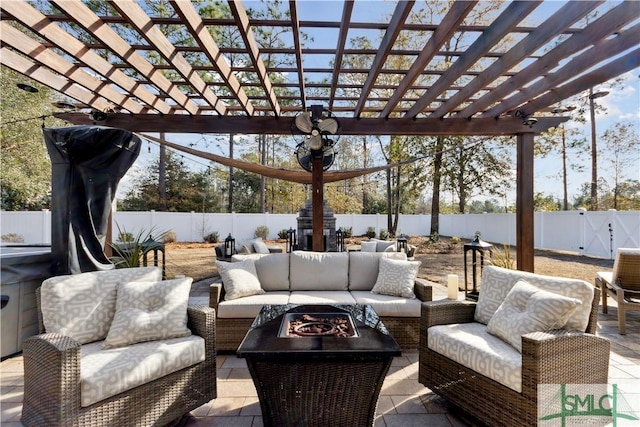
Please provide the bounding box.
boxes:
[237,304,401,427]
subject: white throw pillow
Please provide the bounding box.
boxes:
[103,277,193,348]
[371,257,420,299]
[216,259,265,300]
[252,238,270,254]
[360,241,377,252]
[487,280,581,352]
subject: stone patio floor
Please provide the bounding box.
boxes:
[2,282,639,426]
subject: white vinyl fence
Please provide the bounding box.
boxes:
[1,209,638,260]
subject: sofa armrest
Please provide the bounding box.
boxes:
[521,330,610,396]
[187,305,216,360]
[22,333,82,418]
[209,280,223,311]
[414,278,433,302]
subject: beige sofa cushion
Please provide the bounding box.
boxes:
[80,335,205,407]
[475,266,594,331]
[41,267,162,345]
[289,251,349,291]
[348,252,407,291]
[351,291,421,317]
[428,322,522,392]
[289,291,357,305]
[231,253,289,290]
[217,292,291,318]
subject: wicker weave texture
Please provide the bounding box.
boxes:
[21,304,217,427]
[247,359,391,427]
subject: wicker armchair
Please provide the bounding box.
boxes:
[596,248,640,334]
[419,271,610,427]
[22,281,217,427]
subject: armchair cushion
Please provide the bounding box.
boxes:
[428,322,522,392]
[217,259,265,300]
[103,277,192,348]
[40,267,162,344]
[475,266,594,331]
[371,257,420,299]
[486,280,581,352]
[348,252,406,291]
[360,241,377,252]
[289,251,349,291]
[81,335,205,406]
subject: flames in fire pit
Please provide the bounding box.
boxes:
[280,313,358,338]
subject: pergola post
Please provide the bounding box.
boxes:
[516,132,535,272]
[312,156,324,251]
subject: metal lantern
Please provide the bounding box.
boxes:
[336,228,345,252]
[396,235,408,254]
[224,233,235,258]
[464,234,493,301]
[287,227,297,253]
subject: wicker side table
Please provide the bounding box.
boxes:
[237,304,400,427]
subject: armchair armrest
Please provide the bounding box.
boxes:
[187,305,216,359]
[22,333,82,421]
[521,330,610,397]
[209,280,223,311]
[414,278,433,302]
[420,300,477,328]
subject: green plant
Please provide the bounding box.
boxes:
[379,229,389,240]
[489,243,515,270]
[365,227,376,239]
[277,229,289,240]
[451,236,461,244]
[429,232,440,243]
[255,226,269,240]
[204,231,219,243]
[341,226,353,238]
[110,224,168,269]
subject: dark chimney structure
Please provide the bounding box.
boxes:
[296,199,336,251]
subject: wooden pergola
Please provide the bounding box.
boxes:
[2,0,639,270]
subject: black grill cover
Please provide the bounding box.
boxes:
[43,126,141,274]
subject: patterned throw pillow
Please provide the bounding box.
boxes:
[487,280,581,352]
[216,259,265,300]
[371,257,421,299]
[103,277,193,349]
[40,267,162,344]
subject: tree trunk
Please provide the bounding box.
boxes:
[259,134,265,213]
[228,133,234,213]
[392,165,401,237]
[561,127,569,210]
[430,136,444,234]
[362,137,369,213]
[386,166,392,234]
[159,132,167,211]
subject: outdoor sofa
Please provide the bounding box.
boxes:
[22,267,216,427]
[419,266,610,427]
[210,250,433,351]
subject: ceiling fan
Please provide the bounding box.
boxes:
[292,105,339,172]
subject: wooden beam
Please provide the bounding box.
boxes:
[289,0,306,110]
[312,156,324,251]
[429,0,600,118]
[380,0,476,118]
[328,0,354,111]
[0,23,146,114]
[516,132,534,272]
[1,0,169,114]
[406,1,540,118]
[460,0,640,119]
[50,0,196,114]
[170,0,254,116]
[353,0,414,118]
[229,0,281,116]
[110,0,226,115]
[55,113,567,136]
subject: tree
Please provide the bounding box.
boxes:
[118,151,217,212]
[600,121,639,210]
[0,67,66,210]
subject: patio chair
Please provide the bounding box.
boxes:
[596,248,640,334]
[21,267,217,427]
